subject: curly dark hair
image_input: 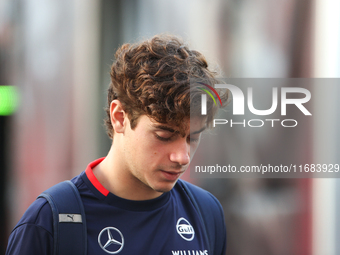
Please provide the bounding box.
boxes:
[105,34,226,139]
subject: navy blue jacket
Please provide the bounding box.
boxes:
[6,159,226,255]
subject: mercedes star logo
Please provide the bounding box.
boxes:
[98,227,124,254]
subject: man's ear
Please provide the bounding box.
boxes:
[110,100,127,134]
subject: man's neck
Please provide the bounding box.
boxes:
[92,146,163,201]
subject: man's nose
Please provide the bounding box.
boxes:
[169,139,190,166]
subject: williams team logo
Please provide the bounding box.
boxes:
[176,217,195,241]
[98,227,124,254]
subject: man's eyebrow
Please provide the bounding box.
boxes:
[190,127,206,135]
[153,125,177,133]
[153,125,206,135]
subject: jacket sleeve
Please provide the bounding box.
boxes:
[5,198,53,255]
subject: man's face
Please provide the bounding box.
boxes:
[120,115,206,194]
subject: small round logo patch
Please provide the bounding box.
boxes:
[176,217,195,241]
[98,227,124,254]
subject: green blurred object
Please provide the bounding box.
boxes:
[0,86,19,116]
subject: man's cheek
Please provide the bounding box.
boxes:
[189,144,200,160]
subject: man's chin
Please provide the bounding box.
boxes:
[153,181,178,193]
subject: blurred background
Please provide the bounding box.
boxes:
[0,0,339,254]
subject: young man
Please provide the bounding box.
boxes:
[6,35,227,254]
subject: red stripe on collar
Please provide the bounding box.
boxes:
[85,157,109,196]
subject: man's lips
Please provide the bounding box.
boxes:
[160,170,184,181]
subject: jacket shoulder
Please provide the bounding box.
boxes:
[6,198,53,255]
[177,179,227,255]
[178,179,224,211]
[12,197,53,235]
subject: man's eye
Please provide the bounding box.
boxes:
[155,134,172,142]
[188,136,200,143]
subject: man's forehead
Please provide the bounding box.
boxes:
[150,117,206,136]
